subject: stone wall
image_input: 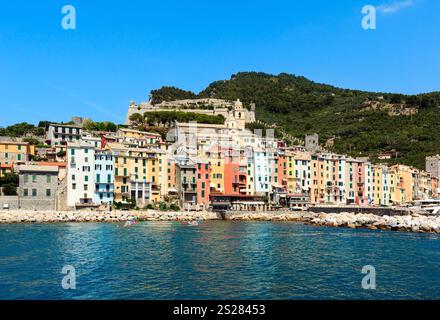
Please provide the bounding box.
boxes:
[0,209,221,224]
[0,196,19,210]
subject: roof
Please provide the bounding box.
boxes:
[209,192,265,198]
[18,165,58,173]
[0,140,30,146]
[49,123,82,128]
[38,162,67,168]
[119,128,161,137]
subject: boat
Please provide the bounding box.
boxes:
[411,199,440,215]
[123,219,138,227]
[180,220,206,226]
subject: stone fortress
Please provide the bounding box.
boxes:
[125,98,256,130]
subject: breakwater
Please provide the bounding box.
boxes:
[2,209,439,234]
[225,211,440,233]
[308,206,410,216]
[0,210,220,224]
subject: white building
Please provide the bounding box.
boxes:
[47,124,83,149]
[254,150,270,194]
[93,150,114,205]
[67,141,95,208]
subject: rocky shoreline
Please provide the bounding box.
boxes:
[2,209,440,234]
[226,211,440,234]
[0,210,219,224]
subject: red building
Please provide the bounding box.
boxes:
[224,163,247,195]
[196,161,211,207]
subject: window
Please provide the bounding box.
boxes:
[17,154,21,161]
[23,189,28,196]
[32,175,37,183]
[24,174,28,183]
[46,175,51,183]
[46,189,51,197]
[85,176,89,182]
[71,149,75,155]
[32,189,37,197]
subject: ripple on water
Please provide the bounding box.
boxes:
[1,221,440,299]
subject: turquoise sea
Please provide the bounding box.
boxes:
[1,221,439,299]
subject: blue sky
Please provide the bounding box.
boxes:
[0,0,439,126]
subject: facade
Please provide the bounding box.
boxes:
[67,141,95,208]
[254,150,270,194]
[196,161,211,208]
[93,150,114,205]
[0,141,35,166]
[305,133,319,153]
[109,143,161,206]
[47,124,83,148]
[175,162,198,209]
[0,164,13,178]
[426,155,440,179]
[18,165,58,210]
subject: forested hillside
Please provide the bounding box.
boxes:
[150,72,440,169]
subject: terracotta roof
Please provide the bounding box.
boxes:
[38,162,67,167]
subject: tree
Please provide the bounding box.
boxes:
[129,113,147,128]
[2,184,17,196]
[0,173,19,187]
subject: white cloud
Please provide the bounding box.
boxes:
[377,0,414,14]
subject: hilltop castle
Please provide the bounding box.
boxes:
[125,98,256,130]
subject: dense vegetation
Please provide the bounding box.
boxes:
[0,173,18,196]
[82,119,118,132]
[150,72,440,169]
[0,122,45,137]
[150,86,197,105]
[129,111,225,129]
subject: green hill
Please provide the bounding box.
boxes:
[150,72,440,169]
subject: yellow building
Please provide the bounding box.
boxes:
[107,143,162,205]
[390,165,413,205]
[286,151,296,194]
[0,164,13,177]
[0,141,35,166]
[210,155,225,193]
[371,165,383,206]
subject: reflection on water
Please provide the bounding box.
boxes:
[1,221,440,299]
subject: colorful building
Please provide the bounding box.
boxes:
[0,140,35,166]
[67,141,95,208]
[109,143,161,206]
[196,160,211,208]
[93,150,114,205]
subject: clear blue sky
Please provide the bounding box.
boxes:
[0,0,439,126]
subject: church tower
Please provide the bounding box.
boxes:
[233,99,246,130]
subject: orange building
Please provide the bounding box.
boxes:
[224,162,247,195]
[196,161,211,207]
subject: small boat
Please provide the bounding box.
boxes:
[180,220,206,226]
[410,199,440,215]
[123,219,138,227]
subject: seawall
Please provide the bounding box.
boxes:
[0,210,221,224]
[224,211,440,233]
